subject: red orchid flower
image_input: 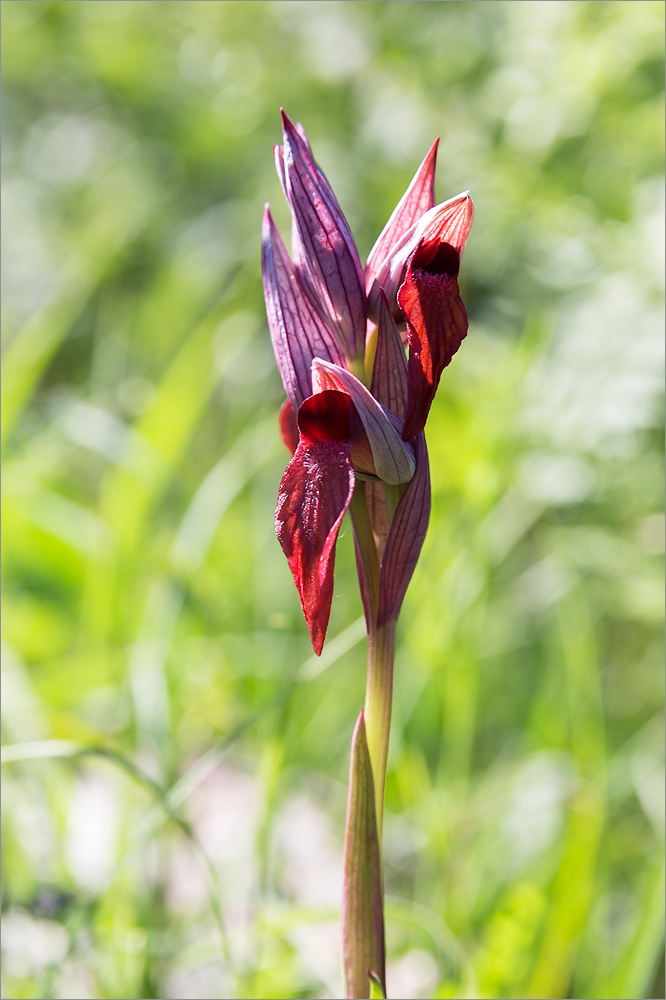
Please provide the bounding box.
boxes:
[262,111,473,654]
[366,177,474,441]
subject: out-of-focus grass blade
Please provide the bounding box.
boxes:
[82,281,245,644]
[527,791,604,999]
[170,415,276,576]
[4,489,113,558]
[607,856,665,1000]
[528,580,606,999]
[1,740,80,763]
[99,308,235,554]
[1,203,145,452]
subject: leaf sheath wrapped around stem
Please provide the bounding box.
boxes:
[342,712,385,999]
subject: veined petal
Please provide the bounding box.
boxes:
[274,144,304,268]
[365,139,438,294]
[370,290,408,421]
[262,205,346,408]
[312,359,415,486]
[275,390,355,655]
[280,110,367,361]
[398,241,468,441]
[274,121,314,193]
[417,191,474,257]
[377,431,431,628]
[367,192,474,322]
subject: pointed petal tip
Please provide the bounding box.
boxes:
[457,192,475,234]
[453,192,474,228]
[445,190,473,216]
[416,190,475,257]
[365,138,442,297]
[261,203,274,238]
[280,107,295,133]
[310,627,324,656]
[457,190,474,212]
[280,110,313,155]
[350,709,367,743]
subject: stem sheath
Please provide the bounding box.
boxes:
[364,619,396,843]
[344,483,397,999]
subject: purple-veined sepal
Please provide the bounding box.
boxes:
[278,110,367,362]
[376,431,431,627]
[262,205,346,410]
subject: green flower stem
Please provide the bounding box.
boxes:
[349,483,398,839]
[350,486,381,621]
[364,618,396,844]
[350,352,369,386]
[345,483,397,998]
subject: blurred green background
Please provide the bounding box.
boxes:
[2,2,664,998]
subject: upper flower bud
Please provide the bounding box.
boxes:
[366,192,474,324]
[365,138,439,297]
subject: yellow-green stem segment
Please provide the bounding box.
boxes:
[349,484,397,841]
[364,619,396,843]
[345,482,397,999]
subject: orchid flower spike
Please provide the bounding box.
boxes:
[262,112,473,653]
